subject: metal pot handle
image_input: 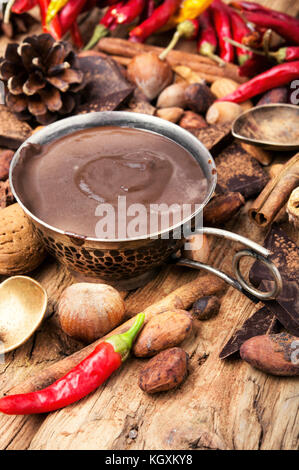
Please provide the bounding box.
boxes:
[175,227,283,301]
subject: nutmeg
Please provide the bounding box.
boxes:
[58,283,125,343]
[127,52,173,100]
[139,347,188,393]
[0,203,46,275]
[185,82,216,114]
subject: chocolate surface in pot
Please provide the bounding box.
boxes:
[13,126,208,239]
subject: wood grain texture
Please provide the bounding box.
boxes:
[0,0,298,451]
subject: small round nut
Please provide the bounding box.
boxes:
[58,283,125,343]
[287,187,299,229]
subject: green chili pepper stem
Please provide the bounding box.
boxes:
[199,41,226,67]
[106,313,145,362]
[268,48,286,64]
[159,20,195,62]
[225,37,285,64]
[159,30,181,61]
[83,24,109,51]
[224,36,265,56]
[238,53,251,66]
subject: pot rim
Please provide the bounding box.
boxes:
[10,111,217,243]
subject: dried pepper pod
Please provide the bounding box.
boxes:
[197,9,224,66]
[0,313,145,414]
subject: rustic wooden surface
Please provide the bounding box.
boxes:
[0,0,299,451]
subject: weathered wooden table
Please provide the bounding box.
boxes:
[0,0,298,451]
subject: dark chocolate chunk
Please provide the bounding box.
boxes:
[191,123,232,156]
[0,105,32,149]
[250,224,299,336]
[219,306,279,359]
[215,142,269,199]
[77,55,134,114]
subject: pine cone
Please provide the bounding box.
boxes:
[0,12,37,39]
[0,34,86,125]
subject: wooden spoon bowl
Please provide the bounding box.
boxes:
[0,276,47,354]
[232,104,299,151]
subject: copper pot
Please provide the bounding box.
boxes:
[10,112,282,298]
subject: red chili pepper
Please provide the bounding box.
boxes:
[100,2,123,28]
[59,0,87,35]
[129,0,181,43]
[228,8,251,65]
[11,0,38,13]
[115,0,146,26]
[238,53,271,78]
[84,1,145,50]
[210,0,234,63]
[38,0,62,40]
[71,22,83,48]
[83,3,122,50]
[0,313,145,415]
[197,9,224,66]
[219,61,299,103]
[240,11,299,46]
[231,1,299,26]
[275,47,299,63]
[145,0,156,19]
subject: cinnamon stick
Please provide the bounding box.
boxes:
[97,38,246,84]
[8,274,225,395]
[249,153,299,227]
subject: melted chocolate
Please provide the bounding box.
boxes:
[13,126,208,238]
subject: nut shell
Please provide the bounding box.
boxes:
[0,203,45,275]
[139,347,188,393]
[133,309,192,357]
[127,52,173,100]
[58,283,125,343]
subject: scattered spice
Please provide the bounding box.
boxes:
[215,142,269,199]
